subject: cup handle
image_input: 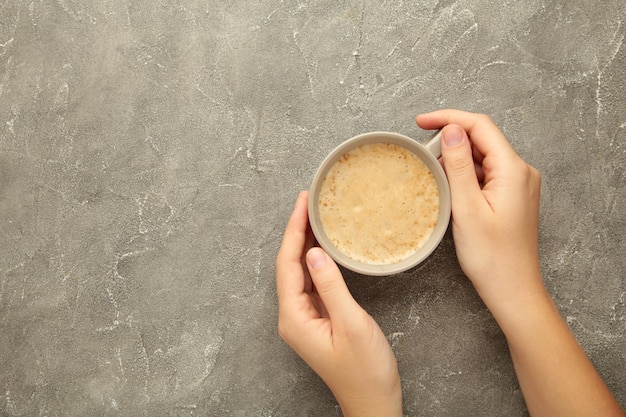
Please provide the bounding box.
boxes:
[425,130,443,159]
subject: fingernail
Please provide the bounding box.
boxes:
[307,248,328,269]
[443,126,464,147]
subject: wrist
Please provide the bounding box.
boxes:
[470,257,545,319]
[338,382,403,417]
[340,400,403,417]
[485,284,556,340]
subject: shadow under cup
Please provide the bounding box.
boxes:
[308,131,451,276]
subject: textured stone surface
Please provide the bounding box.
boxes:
[0,1,624,416]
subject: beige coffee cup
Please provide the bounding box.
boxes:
[308,131,451,276]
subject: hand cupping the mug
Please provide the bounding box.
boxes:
[416,110,544,310]
[275,192,403,417]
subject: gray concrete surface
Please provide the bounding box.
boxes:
[1,1,624,416]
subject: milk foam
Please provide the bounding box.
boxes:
[318,143,439,265]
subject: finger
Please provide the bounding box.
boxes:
[472,141,485,166]
[475,161,485,185]
[416,109,516,160]
[302,221,315,294]
[470,141,485,183]
[440,124,487,215]
[276,191,310,301]
[306,247,360,321]
[310,292,330,319]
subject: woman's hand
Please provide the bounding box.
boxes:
[417,110,624,417]
[276,191,402,417]
[417,110,544,312]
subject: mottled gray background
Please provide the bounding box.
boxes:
[1,1,624,416]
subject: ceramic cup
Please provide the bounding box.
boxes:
[308,131,451,276]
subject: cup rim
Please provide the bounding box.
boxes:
[308,131,451,276]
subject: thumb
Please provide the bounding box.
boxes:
[441,124,484,214]
[306,247,360,320]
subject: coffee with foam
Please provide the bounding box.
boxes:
[318,142,439,265]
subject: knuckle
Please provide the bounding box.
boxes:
[511,162,542,197]
[521,162,541,182]
[476,113,494,125]
[531,165,542,182]
[277,318,292,343]
[530,166,542,194]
